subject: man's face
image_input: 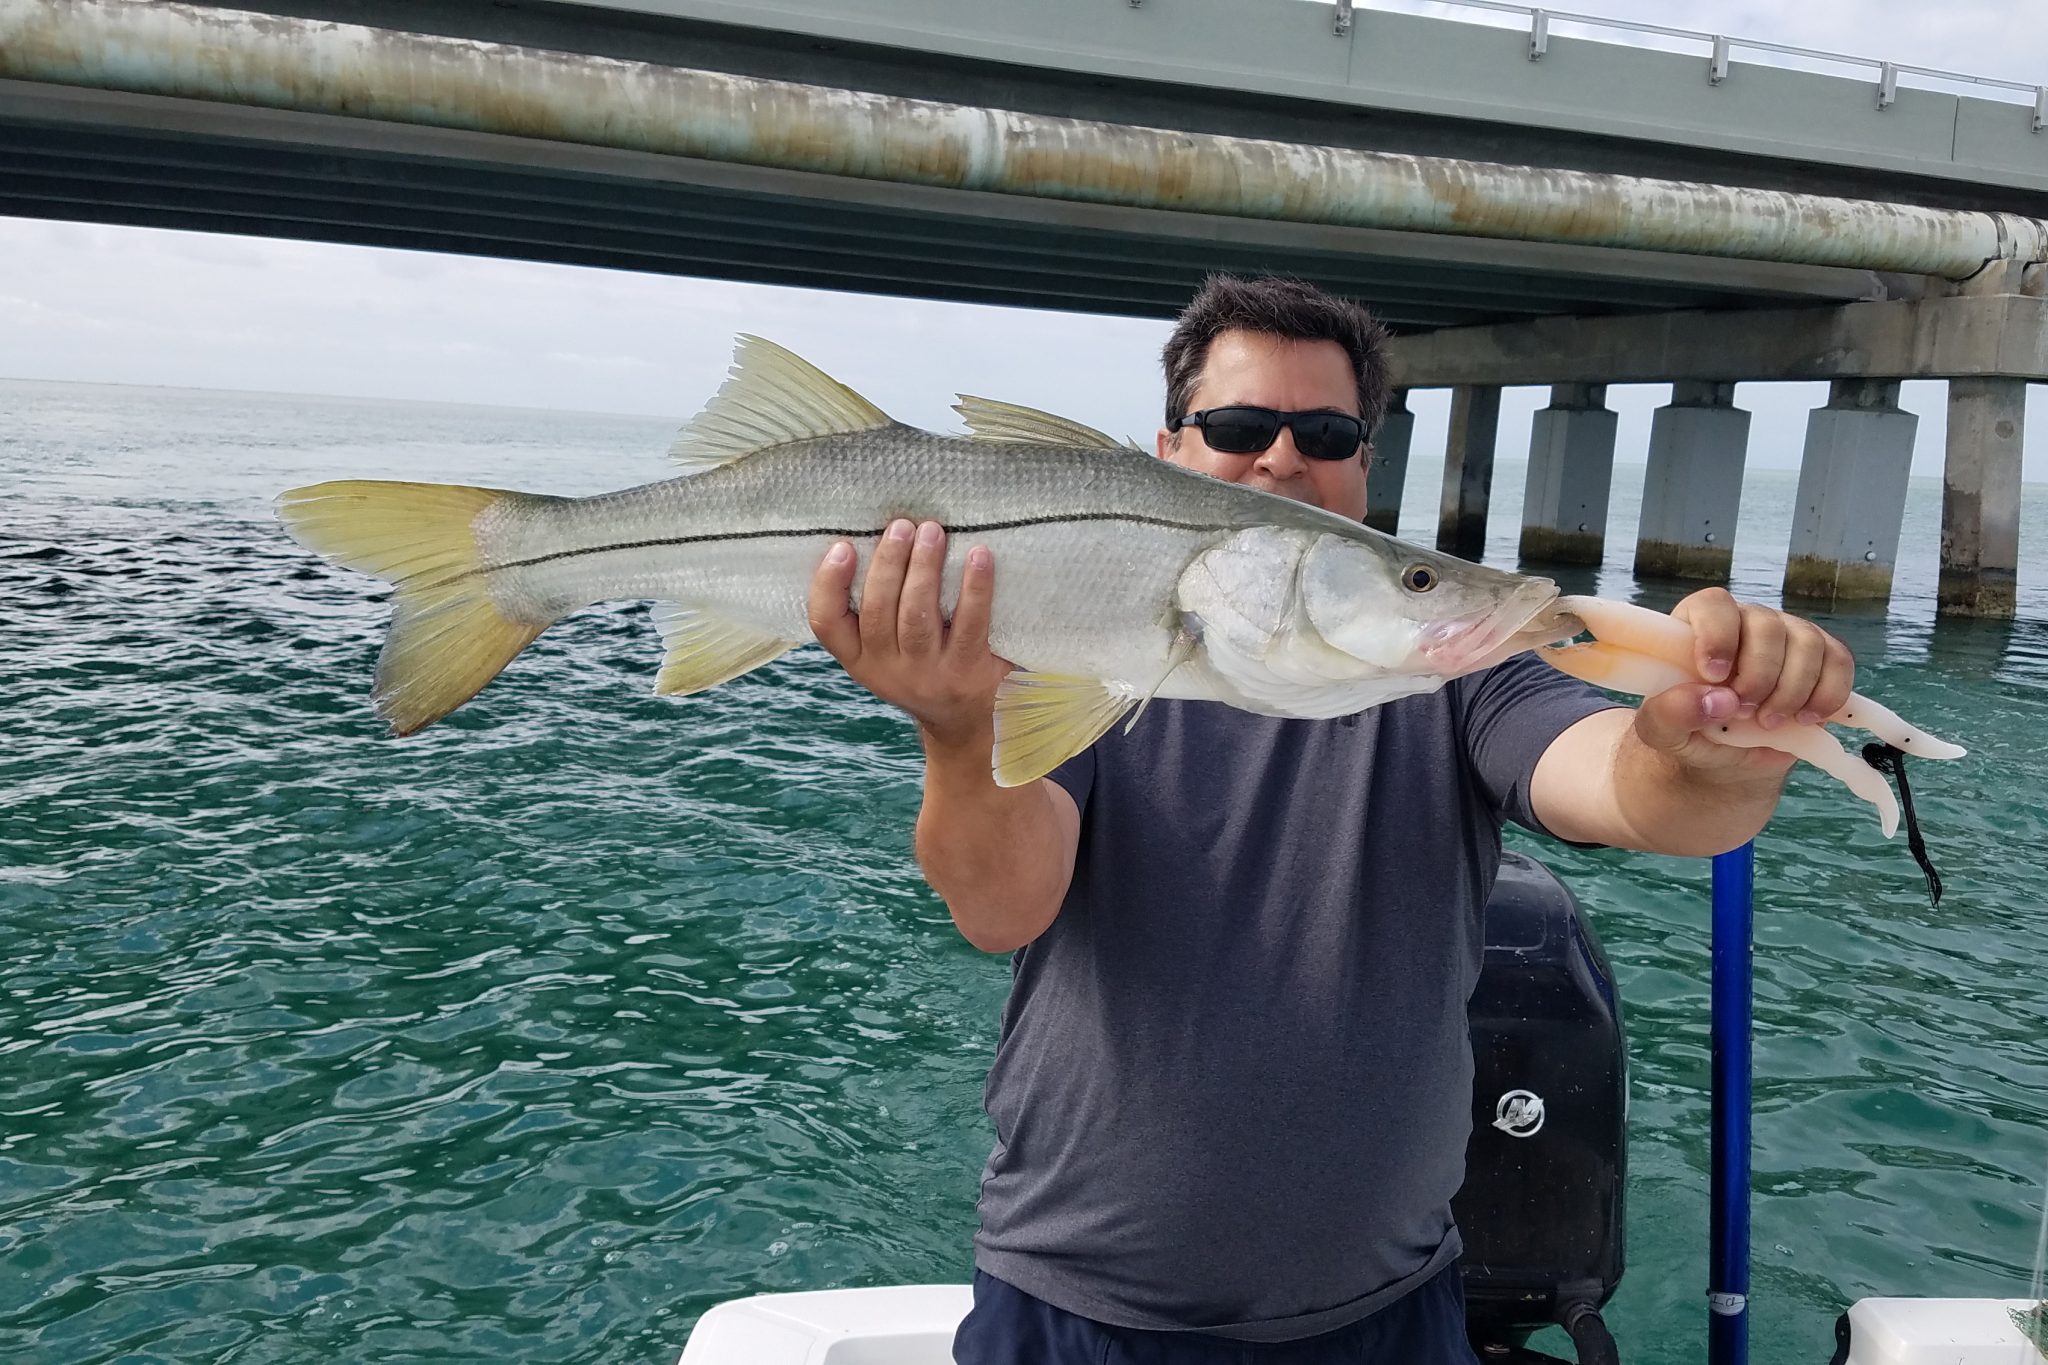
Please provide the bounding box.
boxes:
[1156,329,1369,522]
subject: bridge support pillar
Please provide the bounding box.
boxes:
[1938,377,2025,618]
[1437,384,1501,561]
[1635,382,1750,582]
[1519,383,1618,564]
[1366,390,1413,536]
[1783,380,1918,603]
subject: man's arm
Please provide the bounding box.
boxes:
[1530,588,1857,857]
[916,729,1081,953]
[807,519,1081,953]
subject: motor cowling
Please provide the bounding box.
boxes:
[1455,851,1627,1355]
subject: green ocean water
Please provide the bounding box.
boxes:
[3,376,2045,1365]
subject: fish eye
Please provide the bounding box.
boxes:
[1402,564,1438,593]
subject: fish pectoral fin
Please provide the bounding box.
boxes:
[951,395,1126,450]
[990,672,1137,787]
[651,604,797,696]
[1123,630,1198,735]
[668,335,894,473]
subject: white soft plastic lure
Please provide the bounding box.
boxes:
[1539,595,1966,838]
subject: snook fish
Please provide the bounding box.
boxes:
[279,335,1573,785]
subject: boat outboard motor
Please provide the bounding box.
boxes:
[1454,851,1626,1365]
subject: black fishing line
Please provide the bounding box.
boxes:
[1861,743,1943,907]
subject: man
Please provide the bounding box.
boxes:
[804,276,1852,1364]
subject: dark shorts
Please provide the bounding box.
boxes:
[951,1264,1482,1365]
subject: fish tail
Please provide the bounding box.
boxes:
[278,479,550,735]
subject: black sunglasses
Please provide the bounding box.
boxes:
[1173,406,1366,462]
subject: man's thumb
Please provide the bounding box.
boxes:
[1635,683,1739,753]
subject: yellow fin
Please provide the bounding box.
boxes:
[277,480,550,735]
[669,335,893,473]
[650,604,796,695]
[991,672,1136,787]
[952,394,1126,450]
[375,596,547,736]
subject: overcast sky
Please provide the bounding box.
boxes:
[2,0,2042,481]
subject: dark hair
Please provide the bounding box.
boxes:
[1162,274,1392,436]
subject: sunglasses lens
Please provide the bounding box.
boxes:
[1292,414,1363,461]
[1199,408,1282,454]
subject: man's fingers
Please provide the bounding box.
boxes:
[1801,634,1856,725]
[1758,620,1827,729]
[806,541,860,666]
[897,521,946,657]
[949,543,996,661]
[1670,591,1859,728]
[1725,604,1787,707]
[1635,682,1739,753]
[859,519,915,656]
[1673,587,1741,684]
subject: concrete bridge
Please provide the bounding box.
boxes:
[0,0,2040,615]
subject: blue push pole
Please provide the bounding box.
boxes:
[1708,842,1755,1365]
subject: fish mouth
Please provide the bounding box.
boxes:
[1416,579,1582,677]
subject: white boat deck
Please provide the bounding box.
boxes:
[677,1285,971,1365]
[675,1287,2048,1365]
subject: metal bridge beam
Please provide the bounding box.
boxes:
[0,77,1891,330]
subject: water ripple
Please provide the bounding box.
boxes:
[5,379,2046,1365]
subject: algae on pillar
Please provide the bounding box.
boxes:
[1366,390,1413,537]
[1635,382,1751,581]
[1939,377,2025,618]
[1520,383,1618,564]
[1784,379,1918,603]
[1437,384,1500,561]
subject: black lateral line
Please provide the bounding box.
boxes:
[476,511,1230,577]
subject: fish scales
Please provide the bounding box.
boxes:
[479,428,1255,689]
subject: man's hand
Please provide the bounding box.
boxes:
[1536,587,1859,855]
[1630,586,1857,780]
[805,518,1013,751]
[807,520,1079,953]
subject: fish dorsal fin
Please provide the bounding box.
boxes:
[650,602,797,695]
[668,335,893,473]
[953,394,1126,450]
[990,672,1138,787]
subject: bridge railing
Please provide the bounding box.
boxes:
[1317,0,2046,130]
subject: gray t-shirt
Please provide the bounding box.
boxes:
[970,652,1618,1342]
